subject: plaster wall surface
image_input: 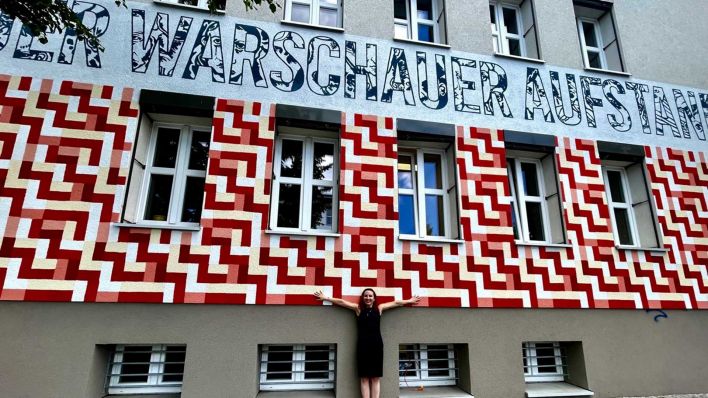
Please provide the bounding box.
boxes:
[1,302,707,398]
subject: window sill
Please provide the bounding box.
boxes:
[525,382,593,398]
[393,37,451,49]
[400,386,473,398]
[265,229,341,238]
[615,245,668,253]
[399,235,464,245]
[280,20,344,33]
[153,0,225,14]
[113,222,201,232]
[257,390,335,398]
[582,66,631,77]
[106,394,180,398]
[493,52,545,64]
[514,241,573,249]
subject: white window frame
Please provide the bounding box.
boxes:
[398,146,454,239]
[158,0,224,10]
[576,17,607,69]
[399,344,457,387]
[507,157,552,243]
[284,0,343,28]
[270,132,339,233]
[523,342,565,383]
[259,344,336,391]
[490,1,526,57]
[108,344,185,395]
[394,0,445,44]
[602,166,641,248]
[137,123,210,228]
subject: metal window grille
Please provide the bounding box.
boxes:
[523,342,567,382]
[106,344,186,395]
[398,344,458,387]
[260,344,336,391]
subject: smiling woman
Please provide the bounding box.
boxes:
[314,289,421,398]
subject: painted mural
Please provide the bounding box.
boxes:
[0,74,706,308]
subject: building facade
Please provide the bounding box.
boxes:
[0,0,707,397]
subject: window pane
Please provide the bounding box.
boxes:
[423,153,442,189]
[398,154,414,189]
[502,7,519,34]
[588,50,602,68]
[614,208,634,245]
[399,344,418,377]
[606,170,626,203]
[508,38,522,56]
[417,24,434,43]
[162,346,186,383]
[582,21,598,47]
[520,162,540,196]
[144,174,173,221]
[395,23,410,39]
[425,195,444,236]
[153,128,180,168]
[291,3,311,23]
[311,186,334,230]
[188,131,210,171]
[416,0,432,20]
[266,346,294,380]
[277,183,301,228]
[534,344,559,374]
[178,0,198,6]
[118,346,152,383]
[525,202,545,241]
[313,142,335,181]
[181,177,205,223]
[489,5,496,29]
[280,139,303,178]
[304,345,330,380]
[511,204,520,240]
[399,194,416,235]
[426,345,451,377]
[319,8,338,26]
[394,0,407,19]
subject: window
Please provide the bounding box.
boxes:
[270,128,339,233]
[506,151,564,244]
[574,1,624,71]
[285,0,343,28]
[394,0,447,44]
[137,124,210,227]
[107,344,186,395]
[523,342,565,383]
[399,344,456,387]
[159,0,225,11]
[489,1,540,58]
[259,344,336,391]
[602,161,660,248]
[397,143,459,239]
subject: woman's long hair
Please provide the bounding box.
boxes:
[358,288,378,309]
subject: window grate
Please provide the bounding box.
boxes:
[260,344,336,391]
[106,344,186,395]
[398,344,458,387]
[523,342,567,383]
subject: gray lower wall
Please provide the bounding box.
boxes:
[1,302,707,398]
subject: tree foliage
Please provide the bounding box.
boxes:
[0,0,279,51]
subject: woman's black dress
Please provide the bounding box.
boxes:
[356,307,383,378]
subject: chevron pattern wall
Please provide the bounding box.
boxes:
[1,75,706,309]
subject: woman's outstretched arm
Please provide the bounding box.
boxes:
[314,290,359,313]
[378,295,421,313]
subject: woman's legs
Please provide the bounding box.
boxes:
[360,378,371,398]
[370,377,381,398]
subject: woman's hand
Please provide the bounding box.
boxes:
[314,290,329,301]
[407,295,421,305]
